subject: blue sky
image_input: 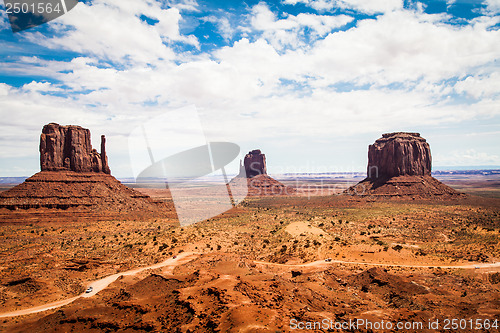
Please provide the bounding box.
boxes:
[0,0,499,177]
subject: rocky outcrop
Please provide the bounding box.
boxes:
[346,132,463,199]
[233,149,295,196]
[367,132,431,179]
[0,123,172,221]
[239,150,267,178]
[40,123,110,174]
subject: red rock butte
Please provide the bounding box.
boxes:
[0,123,171,222]
[40,123,110,174]
[231,149,295,196]
[367,132,431,179]
[346,132,463,199]
[238,149,267,178]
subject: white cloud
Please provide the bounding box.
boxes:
[21,81,62,93]
[0,9,10,31]
[485,0,500,13]
[168,0,199,12]
[1,2,500,176]
[282,0,403,14]
[250,3,353,49]
[0,83,10,96]
[22,0,198,65]
[203,16,236,41]
[454,72,500,99]
[434,149,500,166]
[297,11,500,86]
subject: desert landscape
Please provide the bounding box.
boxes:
[1,0,499,331]
[0,126,499,333]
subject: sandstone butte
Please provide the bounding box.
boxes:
[0,123,172,222]
[231,149,295,196]
[40,123,111,174]
[346,132,463,198]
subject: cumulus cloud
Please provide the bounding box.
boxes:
[22,0,198,65]
[250,3,353,49]
[203,16,236,41]
[301,12,500,86]
[0,9,10,31]
[282,0,403,14]
[485,0,500,13]
[454,72,500,99]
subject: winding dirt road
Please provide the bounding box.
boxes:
[0,252,197,319]
[254,258,500,270]
[1,252,498,319]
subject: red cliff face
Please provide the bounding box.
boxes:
[39,123,110,174]
[367,132,431,179]
[344,132,462,198]
[239,149,267,178]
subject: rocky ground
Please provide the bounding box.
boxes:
[1,182,499,332]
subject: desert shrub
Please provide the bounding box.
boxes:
[489,273,500,284]
[392,245,403,252]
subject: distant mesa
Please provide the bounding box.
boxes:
[0,123,171,221]
[346,132,463,198]
[232,149,295,196]
[238,149,267,178]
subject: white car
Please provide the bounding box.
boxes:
[85,286,93,293]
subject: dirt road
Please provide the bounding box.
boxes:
[254,259,500,270]
[1,252,498,318]
[0,252,197,319]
